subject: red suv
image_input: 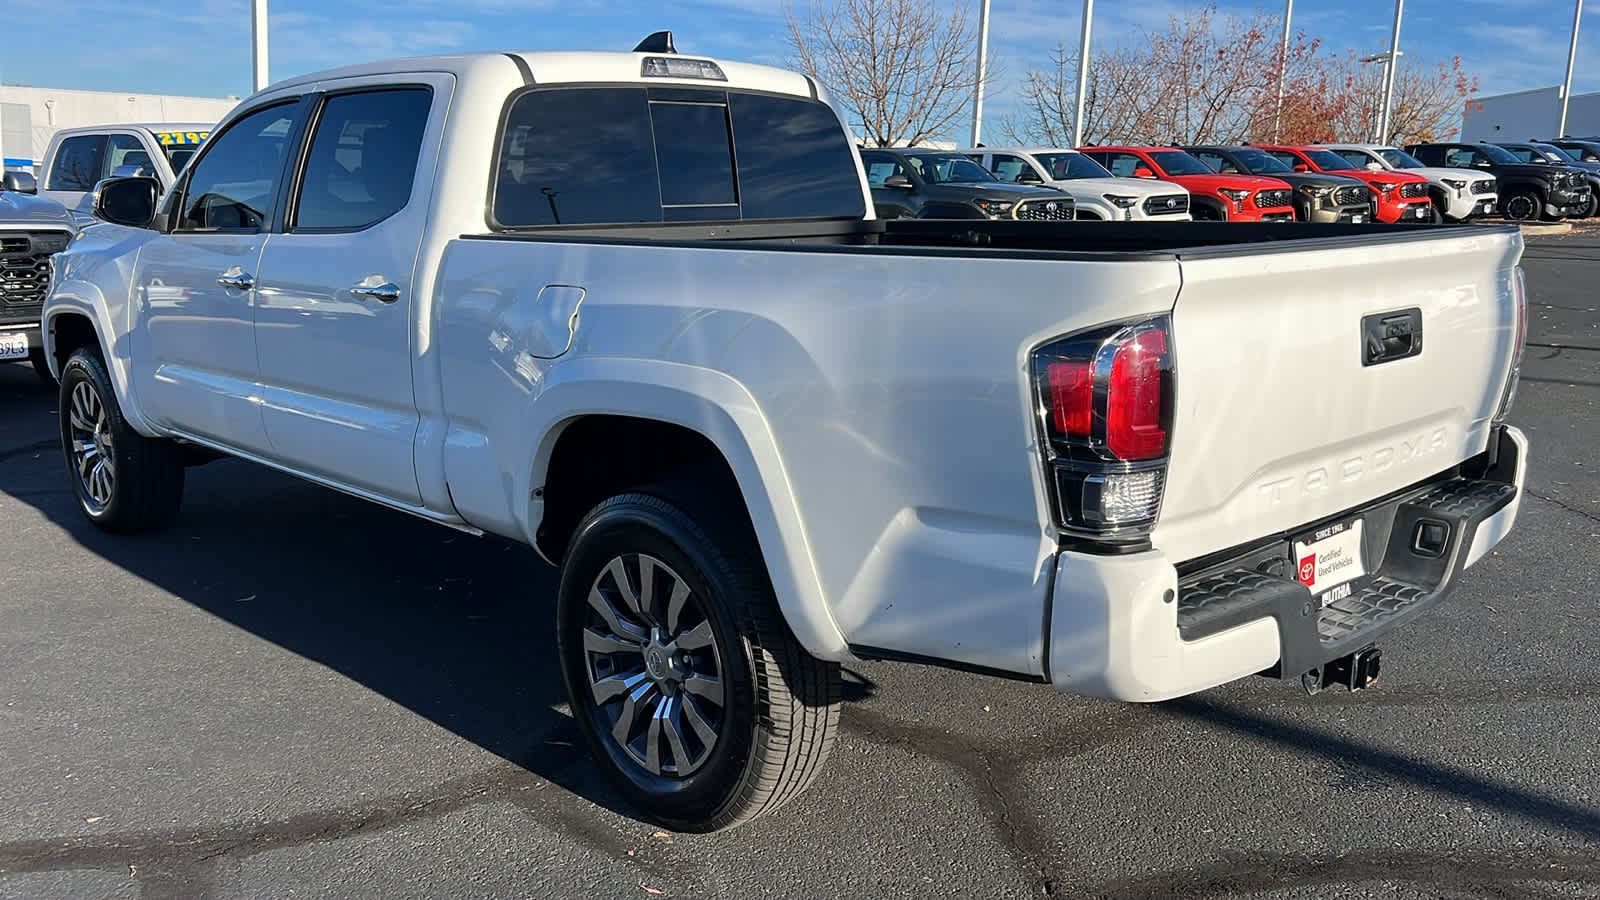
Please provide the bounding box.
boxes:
[1078,146,1296,221]
[1254,145,1434,223]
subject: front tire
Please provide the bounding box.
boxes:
[1501,189,1541,222]
[57,347,185,533]
[556,491,840,832]
[28,347,57,388]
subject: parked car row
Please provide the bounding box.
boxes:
[862,139,1599,225]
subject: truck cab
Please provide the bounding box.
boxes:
[958,147,1191,221]
[38,123,215,221]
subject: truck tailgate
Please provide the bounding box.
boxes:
[1153,228,1523,564]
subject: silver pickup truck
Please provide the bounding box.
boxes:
[43,38,1529,833]
[38,123,213,222]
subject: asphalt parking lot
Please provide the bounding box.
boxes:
[1,228,1597,900]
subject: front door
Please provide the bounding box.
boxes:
[251,82,443,505]
[129,99,304,453]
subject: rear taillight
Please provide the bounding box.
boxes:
[1032,317,1174,546]
[1493,265,1528,424]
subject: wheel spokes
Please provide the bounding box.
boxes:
[586,582,646,643]
[592,668,649,705]
[680,694,718,746]
[611,677,657,749]
[583,627,643,657]
[683,673,723,707]
[677,620,714,651]
[664,579,690,635]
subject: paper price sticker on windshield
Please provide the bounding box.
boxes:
[1293,518,1366,600]
[154,131,210,146]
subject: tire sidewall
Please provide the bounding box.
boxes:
[555,497,759,826]
[1504,191,1539,221]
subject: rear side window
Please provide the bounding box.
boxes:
[491,87,863,228]
[293,87,432,231]
[1101,153,1145,178]
[48,135,106,191]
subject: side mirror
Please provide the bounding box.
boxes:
[1132,167,1155,178]
[882,174,913,189]
[91,176,160,229]
[1293,163,1310,173]
[1015,170,1044,185]
[1,170,37,194]
[1365,162,1383,171]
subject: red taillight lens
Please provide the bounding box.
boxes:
[1106,330,1168,460]
[1047,360,1093,436]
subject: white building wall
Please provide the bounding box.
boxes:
[0,85,242,171]
[1462,86,1600,142]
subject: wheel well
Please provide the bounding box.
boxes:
[1190,196,1227,220]
[1075,209,1103,221]
[535,415,749,564]
[50,313,99,370]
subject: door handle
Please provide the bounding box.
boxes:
[216,268,253,290]
[350,281,401,303]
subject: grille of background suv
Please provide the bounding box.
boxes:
[0,232,70,311]
[1014,198,1076,220]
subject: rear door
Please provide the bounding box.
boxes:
[1151,231,1522,565]
[250,78,445,505]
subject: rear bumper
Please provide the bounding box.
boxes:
[1046,424,1527,702]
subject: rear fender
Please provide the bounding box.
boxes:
[517,357,849,661]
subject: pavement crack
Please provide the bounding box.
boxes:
[1526,487,1600,525]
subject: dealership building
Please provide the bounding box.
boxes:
[1,85,242,173]
[1461,86,1600,142]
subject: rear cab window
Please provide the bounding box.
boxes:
[490,86,865,228]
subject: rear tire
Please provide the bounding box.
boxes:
[1582,191,1600,219]
[555,490,840,832]
[57,347,185,533]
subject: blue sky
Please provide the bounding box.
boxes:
[4,0,1595,139]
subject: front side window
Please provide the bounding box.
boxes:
[1303,149,1356,172]
[48,135,106,191]
[1504,147,1537,163]
[1147,151,1212,176]
[1442,148,1474,168]
[1033,153,1110,179]
[294,88,432,231]
[1101,153,1146,178]
[860,152,909,186]
[989,154,1035,183]
[903,154,996,184]
[177,102,298,231]
[1234,148,1291,173]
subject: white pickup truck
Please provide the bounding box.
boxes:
[42,37,1530,833]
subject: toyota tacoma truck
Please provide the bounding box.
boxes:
[1078,145,1296,221]
[42,37,1531,833]
[1,180,76,383]
[1491,141,1600,219]
[1318,143,1499,223]
[859,148,1076,220]
[1182,145,1371,223]
[1405,141,1591,221]
[1257,145,1435,223]
[958,147,1192,222]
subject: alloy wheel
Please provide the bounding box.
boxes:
[68,380,115,513]
[581,553,726,778]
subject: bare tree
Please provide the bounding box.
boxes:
[783,0,986,147]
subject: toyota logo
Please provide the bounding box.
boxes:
[1165,198,1178,208]
[1046,202,1059,211]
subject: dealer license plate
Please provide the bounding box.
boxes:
[1350,213,1366,224]
[1480,200,1497,214]
[1411,205,1430,219]
[0,332,28,361]
[1292,518,1366,606]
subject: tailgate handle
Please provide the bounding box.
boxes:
[1362,307,1422,366]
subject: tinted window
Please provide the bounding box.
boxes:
[1234,148,1291,173]
[729,92,863,219]
[1147,151,1212,176]
[106,134,154,178]
[1410,146,1446,166]
[1265,150,1300,168]
[650,101,736,212]
[1478,144,1520,164]
[48,135,106,191]
[1504,147,1536,163]
[494,87,659,227]
[1191,151,1228,173]
[294,88,432,231]
[904,153,995,183]
[1304,149,1355,171]
[178,102,297,231]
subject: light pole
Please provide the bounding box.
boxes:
[1375,0,1404,144]
[1072,0,1094,147]
[1559,0,1583,137]
[970,0,990,147]
[1274,0,1293,141]
[252,0,269,93]
[1361,50,1404,142]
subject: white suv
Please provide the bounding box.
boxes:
[1318,143,1499,222]
[961,147,1192,221]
